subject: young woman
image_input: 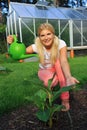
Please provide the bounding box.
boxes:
[7,23,79,111]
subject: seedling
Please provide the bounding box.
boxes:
[26,78,77,128]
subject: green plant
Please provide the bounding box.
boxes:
[0,24,7,53]
[26,77,77,128]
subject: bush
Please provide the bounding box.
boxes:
[0,24,7,53]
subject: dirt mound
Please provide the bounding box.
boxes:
[0,89,87,130]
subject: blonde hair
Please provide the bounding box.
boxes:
[35,23,59,65]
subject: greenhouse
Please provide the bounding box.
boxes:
[6,2,87,50]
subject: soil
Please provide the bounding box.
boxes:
[0,87,87,130]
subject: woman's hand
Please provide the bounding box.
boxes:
[66,76,80,86]
[7,35,14,44]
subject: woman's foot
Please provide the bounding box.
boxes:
[61,99,70,111]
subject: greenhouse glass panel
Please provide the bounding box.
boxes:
[6,2,87,50]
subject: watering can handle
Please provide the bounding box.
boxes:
[12,35,18,43]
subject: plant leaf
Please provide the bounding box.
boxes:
[35,89,47,102]
[50,104,63,117]
[36,109,50,122]
[52,84,76,101]
[26,89,47,110]
[48,79,52,90]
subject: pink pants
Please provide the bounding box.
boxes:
[38,59,69,100]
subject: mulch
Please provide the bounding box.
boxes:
[0,88,87,130]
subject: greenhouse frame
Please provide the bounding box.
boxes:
[6,2,87,50]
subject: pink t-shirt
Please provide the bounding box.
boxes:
[32,39,66,69]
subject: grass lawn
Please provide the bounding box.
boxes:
[0,53,87,115]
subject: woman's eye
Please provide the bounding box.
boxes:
[47,33,51,36]
[40,35,45,37]
[40,33,52,38]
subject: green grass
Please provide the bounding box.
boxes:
[0,54,87,115]
[68,56,87,85]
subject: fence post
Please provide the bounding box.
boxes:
[70,49,74,58]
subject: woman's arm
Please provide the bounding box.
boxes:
[7,35,34,54]
[59,46,79,86]
[26,45,34,54]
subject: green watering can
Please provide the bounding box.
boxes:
[8,35,37,60]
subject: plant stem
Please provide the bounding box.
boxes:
[67,111,73,129]
[49,117,53,128]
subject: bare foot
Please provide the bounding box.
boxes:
[61,99,70,111]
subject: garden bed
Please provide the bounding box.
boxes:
[0,86,87,130]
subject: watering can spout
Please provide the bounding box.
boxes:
[20,54,38,59]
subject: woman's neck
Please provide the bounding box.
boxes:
[44,45,52,52]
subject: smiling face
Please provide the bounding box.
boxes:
[37,23,55,50]
[39,29,54,50]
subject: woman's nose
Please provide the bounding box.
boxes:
[44,35,48,39]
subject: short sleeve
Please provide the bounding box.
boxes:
[59,39,66,50]
[31,44,38,53]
